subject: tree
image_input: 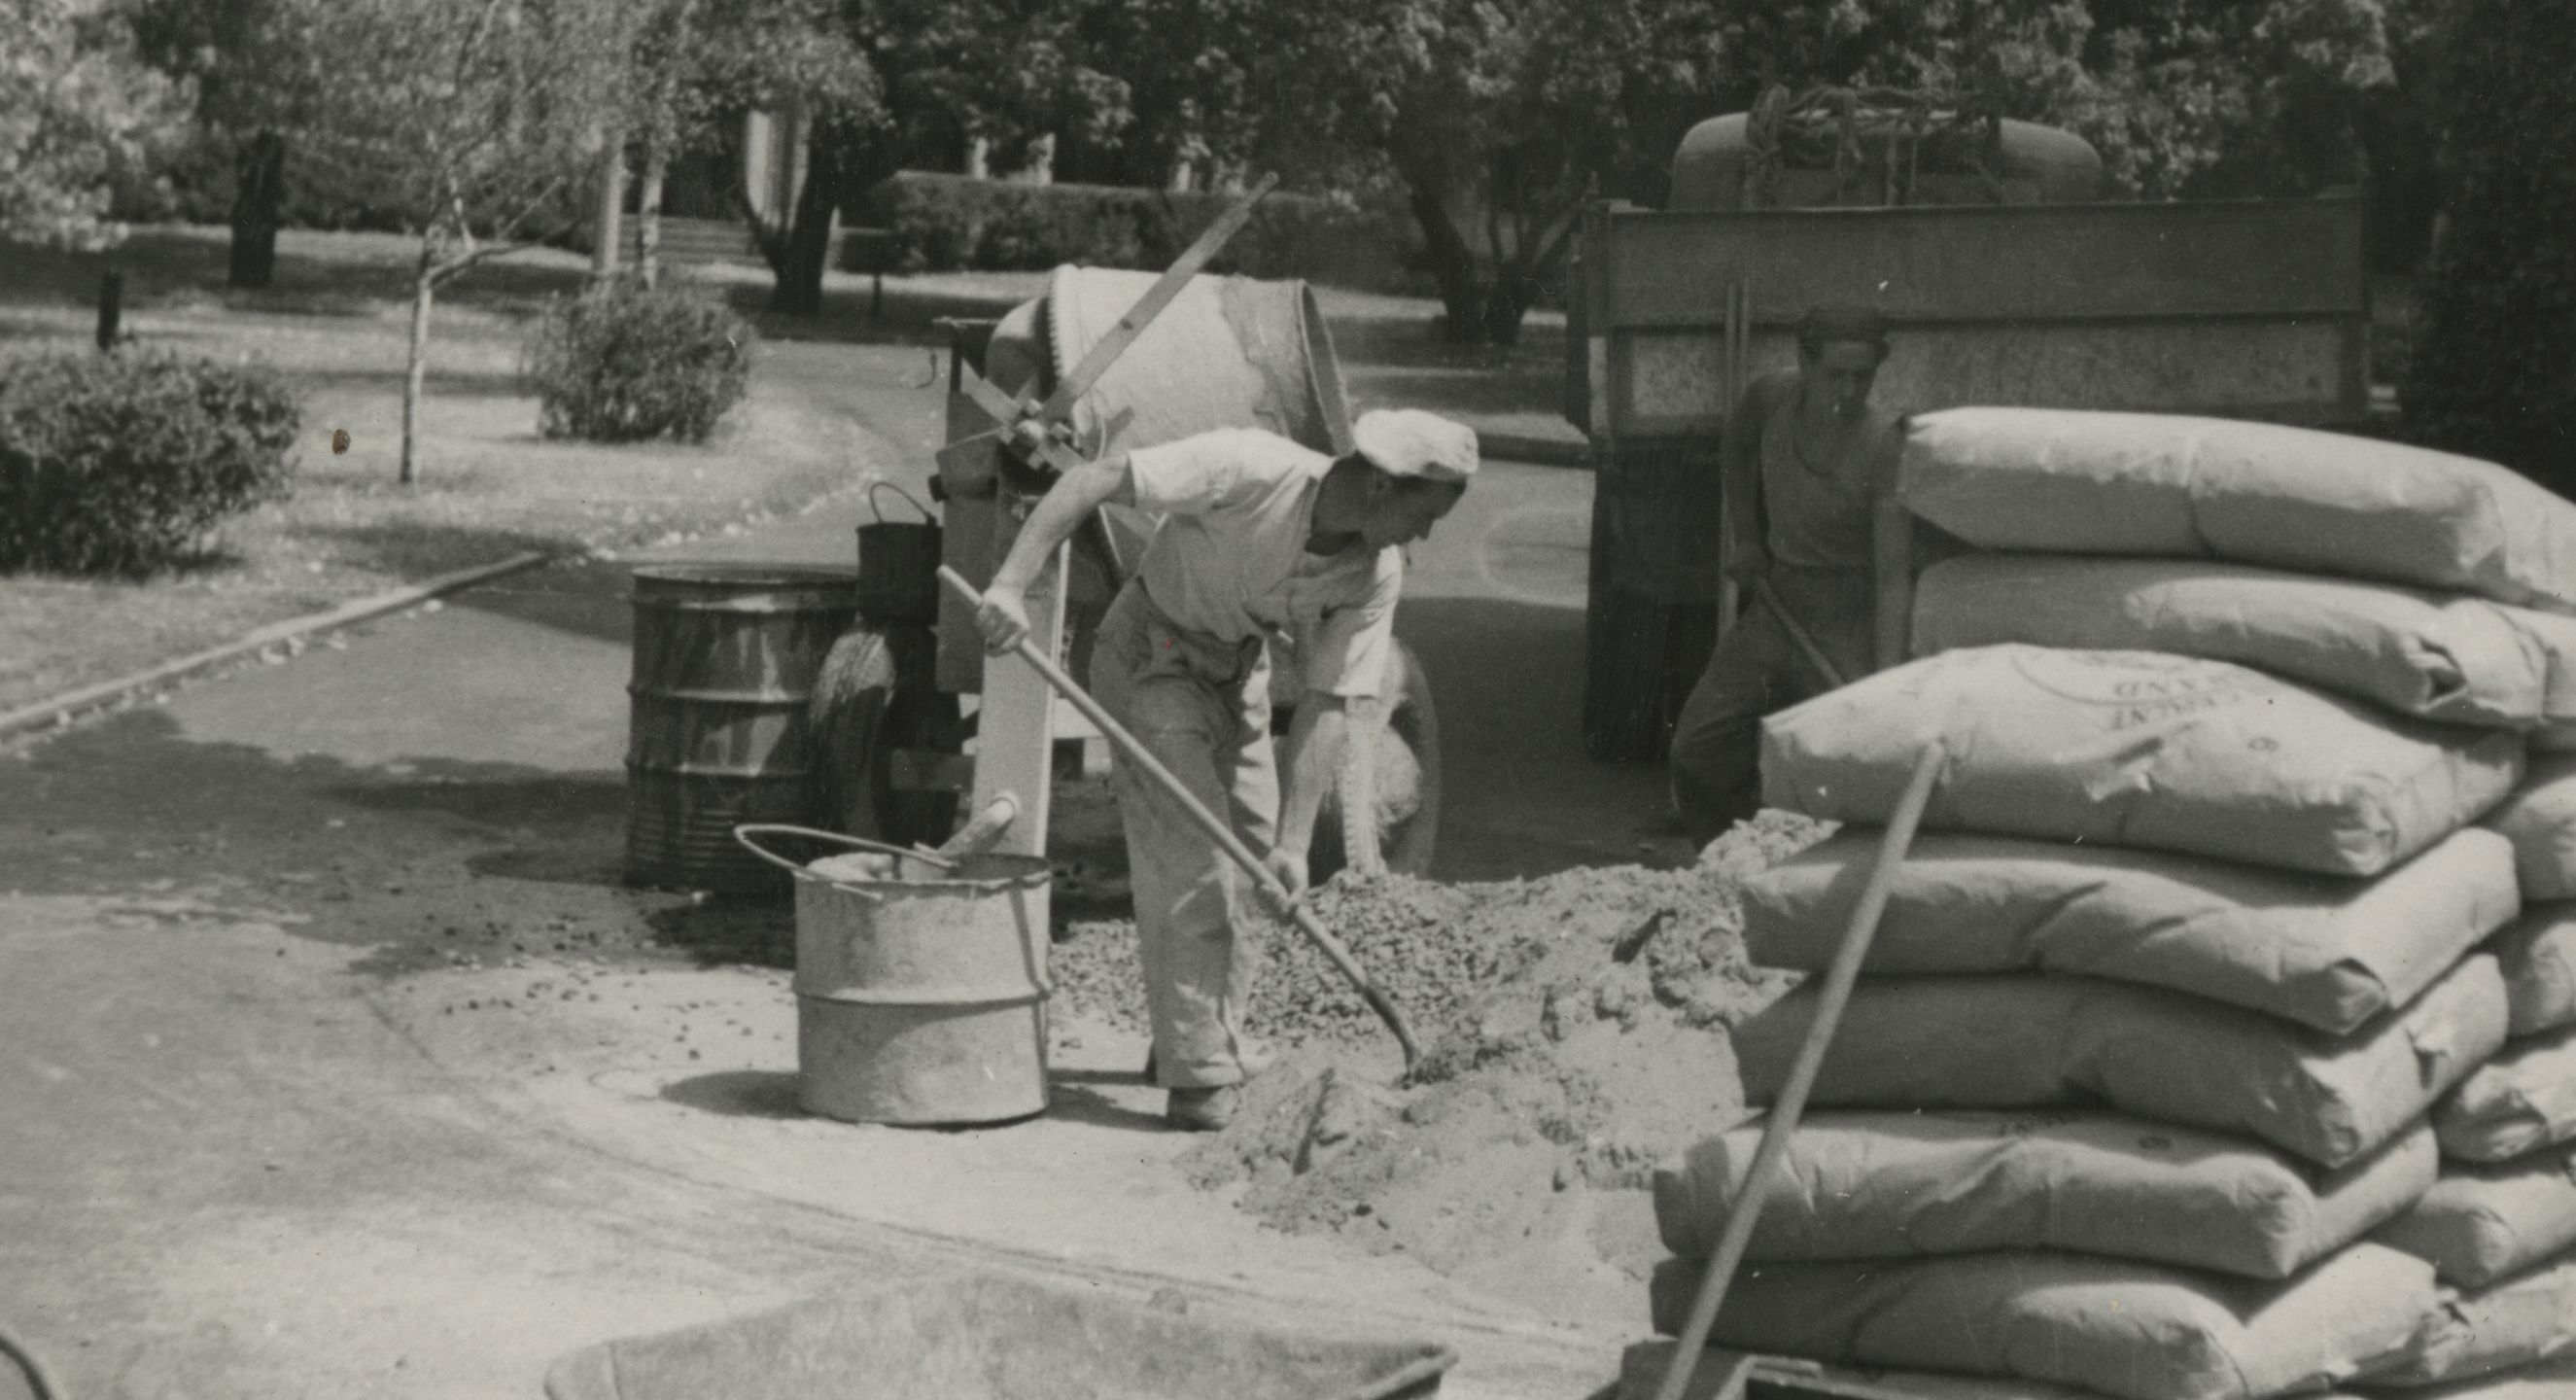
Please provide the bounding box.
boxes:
[302,0,643,483]
[683,0,881,315]
[2,0,185,251]
[2402,0,2576,485]
[1213,0,1735,345]
[688,0,1129,317]
[1182,0,2395,345]
[126,0,326,287]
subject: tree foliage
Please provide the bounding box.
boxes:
[2402,0,2576,485]
[1136,0,2398,344]
[300,0,644,481]
[1,0,187,250]
[686,0,1131,316]
[125,0,330,285]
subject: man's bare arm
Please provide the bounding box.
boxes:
[975,449,1136,652]
[1269,694,1350,896]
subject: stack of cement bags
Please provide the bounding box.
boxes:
[1644,409,2576,1399]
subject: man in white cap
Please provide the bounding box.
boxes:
[975,408,1477,1130]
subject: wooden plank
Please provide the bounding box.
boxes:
[1612,318,2356,437]
[968,498,1067,858]
[1592,197,2367,328]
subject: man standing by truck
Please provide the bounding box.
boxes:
[1668,305,1907,847]
[972,409,1478,1131]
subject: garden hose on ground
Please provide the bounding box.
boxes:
[0,1323,59,1400]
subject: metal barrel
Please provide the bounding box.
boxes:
[622,566,859,893]
[774,838,1053,1127]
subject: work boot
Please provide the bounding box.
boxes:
[1165,1085,1240,1132]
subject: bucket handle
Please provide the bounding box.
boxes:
[731,824,957,882]
[867,480,937,527]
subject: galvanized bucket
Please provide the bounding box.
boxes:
[734,825,1052,1128]
[624,566,859,893]
[854,481,941,626]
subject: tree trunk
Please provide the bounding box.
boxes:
[639,139,668,291]
[1405,178,1483,341]
[400,248,435,486]
[227,129,286,290]
[766,138,842,318]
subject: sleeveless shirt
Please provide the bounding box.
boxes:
[1757,387,1895,571]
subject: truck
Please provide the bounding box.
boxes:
[1568,88,2373,760]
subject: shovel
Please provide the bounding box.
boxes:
[938,566,1424,1075]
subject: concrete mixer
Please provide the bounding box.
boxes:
[815,262,1443,881]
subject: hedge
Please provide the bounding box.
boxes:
[853,172,1430,297]
[2402,0,2576,488]
[0,348,300,576]
[523,281,756,444]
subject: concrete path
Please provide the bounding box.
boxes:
[0,338,1682,1400]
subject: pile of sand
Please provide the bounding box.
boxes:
[1160,813,1828,1322]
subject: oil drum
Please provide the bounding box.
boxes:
[623,565,859,892]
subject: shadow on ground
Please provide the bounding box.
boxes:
[0,710,769,973]
[1393,595,1681,881]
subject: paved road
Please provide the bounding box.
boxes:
[0,338,1680,1400]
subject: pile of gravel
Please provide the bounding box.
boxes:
[1045,810,1831,1056]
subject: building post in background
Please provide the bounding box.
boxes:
[592,125,626,285]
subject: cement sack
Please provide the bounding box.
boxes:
[2376,1147,2576,1287]
[2496,904,2576,1037]
[2369,1259,2576,1388]
[1912,555,2561,728]
[1615,1340,2100,1400]
[1740,828,2517,1034]
[2364,1356,2576,1399]
[1734,955,2510,1169]
[1644,1244,2439,1400]
[2484,757,2576,900]
[1653,1110,2436,1279]
[1759,646,2526,878]
[1897,407,2576,612]
[2438,1028,2576,1163]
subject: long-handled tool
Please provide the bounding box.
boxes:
[1649,741,1947,1400]
[938,566,1424,1075]
[1748,574,1849,689]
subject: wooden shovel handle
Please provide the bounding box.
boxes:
[1651,741,1948,1400]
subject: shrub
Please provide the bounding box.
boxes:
[0,347,299,577]
[855,172,1429,297]
[2401,0,2576,486]
[524,282,755,444]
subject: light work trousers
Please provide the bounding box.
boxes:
[1089,581,1277,1089]
[1668,565,1875,848]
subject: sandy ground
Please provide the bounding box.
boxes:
[0,345,1701,1398]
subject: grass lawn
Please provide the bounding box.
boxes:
[0,223,1577,718]
[0,227,884,716]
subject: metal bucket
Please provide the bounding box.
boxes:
[624,567,859,893]
[735,825,1052,1127]
[855,481,941,625]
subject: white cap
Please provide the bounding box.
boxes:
[1353,409,1479,484]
